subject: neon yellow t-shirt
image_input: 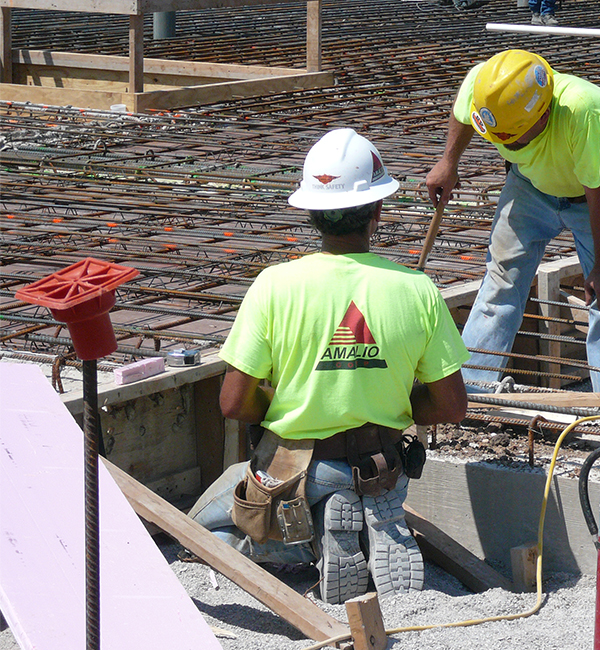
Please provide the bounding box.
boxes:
[219,253,470,440]
[454,66,600,197]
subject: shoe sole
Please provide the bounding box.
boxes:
[363,490,424,597]
[318,490,368,604]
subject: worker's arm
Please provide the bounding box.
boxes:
[426,111,475,207]
[410,369,467,426]
[219,364,273,424]
[583,184,600,306]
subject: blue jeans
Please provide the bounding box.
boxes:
[189,458,409,565]
[529,0,556,15]
[462,166,600,392]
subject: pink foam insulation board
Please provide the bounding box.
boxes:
[0,362,222,650]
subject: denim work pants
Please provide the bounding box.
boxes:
[189,458,409,565]
[462,166,600,392]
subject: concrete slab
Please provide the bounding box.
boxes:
[406,455,600,577]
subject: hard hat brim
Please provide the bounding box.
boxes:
[288,177,399,210]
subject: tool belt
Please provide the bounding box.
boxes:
[232,429,315,546]
[231,424,427,543]
[314,423,426,497]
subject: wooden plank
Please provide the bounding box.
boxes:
[405,504,513,593]
[103,457,351,643]
[468,391,600,408]
[345,593,387,650]
[14,49,303,78]
[0,71,333,112]
[0,1,307,17]
[134,71,333,111]
[63,354,226,416]
[0,363,222,650]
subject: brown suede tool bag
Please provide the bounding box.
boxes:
[231,429,315,546]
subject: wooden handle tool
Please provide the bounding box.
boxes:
[416,201,445,272]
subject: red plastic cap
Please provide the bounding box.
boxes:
[15,258,139,361]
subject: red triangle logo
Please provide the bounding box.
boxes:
[330,301,376,345]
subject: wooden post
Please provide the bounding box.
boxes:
[537,266,562,388]
[0,7,11,84]
[510,542,538,592]
[306,0,322,72]
[345,593,388,650]
[129,13,144,95]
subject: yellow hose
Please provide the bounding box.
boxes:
[302,414,600,650]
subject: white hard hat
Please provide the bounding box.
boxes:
[288,128,399,210]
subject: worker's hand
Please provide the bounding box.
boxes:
[426,159,460,208]
[584,263,599,306]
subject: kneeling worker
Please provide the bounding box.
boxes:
[188,128,469,604]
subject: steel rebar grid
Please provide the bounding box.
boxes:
[1,0,599,387]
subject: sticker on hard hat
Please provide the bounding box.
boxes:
[524,91,541,113]
[371,152,384,182]
[471,111,487,134]
[479,107,497,128]
[534,65,548,88]
[314,174,340,185]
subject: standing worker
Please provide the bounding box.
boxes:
[426,49,600,392]
[188,128,469,604]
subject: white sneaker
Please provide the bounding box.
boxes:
[314,490,368,604]
[541,14,558,25]
[531,12,542,25]
[362,490,424,597]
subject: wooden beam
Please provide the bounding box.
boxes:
[129,13,144,94]
[405,504,513,593]
[468,391,600,409]
[13,49,304,79]
[103,457,350,643]
[345,593,387,650]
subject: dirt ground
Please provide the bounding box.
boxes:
[427,413,600,480]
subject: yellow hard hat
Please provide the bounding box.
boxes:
[470,49,554,145]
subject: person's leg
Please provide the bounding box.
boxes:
[529,0,542,23]
[560,200,600,391]
[461,168,562,391]
[361,475,424,597]
[313,489,368,604]
[188,461,316,564]
[187,458,356,565]
[540,0,558,23]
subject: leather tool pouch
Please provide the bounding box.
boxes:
[399,434,427,479]
[231,430,314,546]
[347,427,403,497]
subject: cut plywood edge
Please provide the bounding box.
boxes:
[0,362,222,650]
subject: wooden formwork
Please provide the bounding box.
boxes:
[443,255,589,389]
[0,0,333,112]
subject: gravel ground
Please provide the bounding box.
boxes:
[1,534,595,650]
[160,541,596,650]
